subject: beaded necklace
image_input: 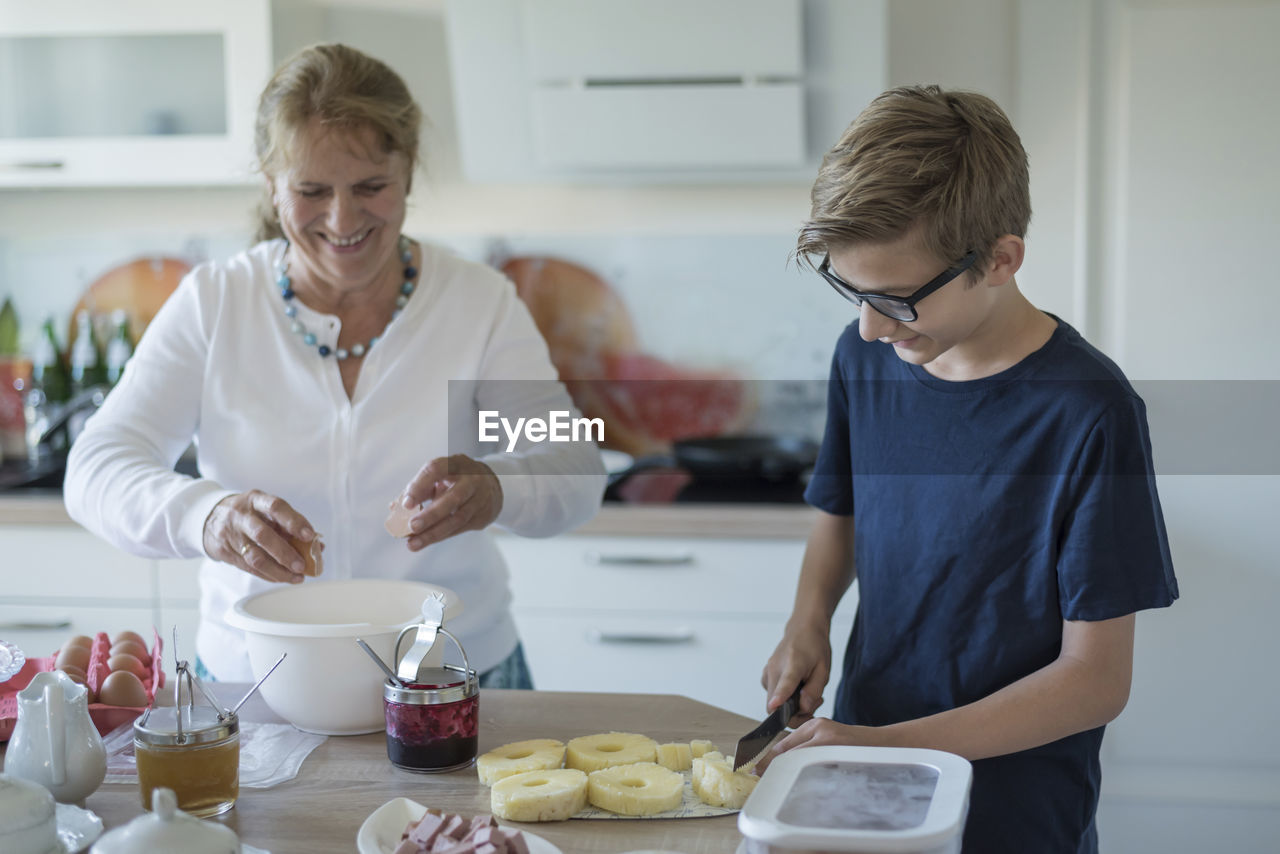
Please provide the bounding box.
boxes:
[276,235,418,360]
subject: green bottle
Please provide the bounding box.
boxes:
[0,297,18,357]
[33,316,71,404]
[105,309,133,386]
[69,309,108,393]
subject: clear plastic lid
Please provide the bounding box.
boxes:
[737,746,972,853]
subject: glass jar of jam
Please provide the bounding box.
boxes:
[383,663,478,772]
[133,705,239,817]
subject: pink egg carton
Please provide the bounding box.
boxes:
[0,629,164,740]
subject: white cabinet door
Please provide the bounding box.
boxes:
[1,525,154,602]
[0,0,271,186]
[498,533,858,720]
[0,603,159,661]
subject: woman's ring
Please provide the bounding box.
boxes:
[239,542,251,557]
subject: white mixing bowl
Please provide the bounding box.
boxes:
[224,579,462,735]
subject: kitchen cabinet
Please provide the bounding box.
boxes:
[496,532,856,720]
[0,0,271,186]
[0,523,159,657]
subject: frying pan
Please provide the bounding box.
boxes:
[610,435,819,487]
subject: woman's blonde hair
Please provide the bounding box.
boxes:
[252,43,422,242]
[796,85,1030,281]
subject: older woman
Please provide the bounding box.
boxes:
[64,44,606,686]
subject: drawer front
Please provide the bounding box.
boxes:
[499,535,807,615]
[514,610,784,719]
[0,525,154,601]
[0,603,160,661]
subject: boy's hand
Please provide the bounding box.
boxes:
[753,718,889,775]
[761,621,832,724]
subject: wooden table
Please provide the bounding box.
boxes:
[72,688,759,853]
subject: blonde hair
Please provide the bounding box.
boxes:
[252,43,423,242]
[796,85,1030,281]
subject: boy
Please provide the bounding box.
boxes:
[756,86,1178,853]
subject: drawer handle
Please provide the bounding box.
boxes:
[1,160,65,170]
[587,627,696,644]
[584,551,695,567]
[0,617,73,630]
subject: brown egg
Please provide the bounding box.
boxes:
[111,630,148,648]
[64,634,94,651]
[109,639,150,664]
[98,670,149,707]
[107,652,148,680]
[56,644,92,672]
[58,663,88,683]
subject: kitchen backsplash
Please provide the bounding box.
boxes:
[1,229,845,438]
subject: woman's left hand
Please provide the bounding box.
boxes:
[398,454,504,551]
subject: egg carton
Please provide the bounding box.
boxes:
[0,629,164,740]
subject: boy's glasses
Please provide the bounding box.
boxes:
[818,249,980,322]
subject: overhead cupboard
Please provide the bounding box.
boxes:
[0,0,271,186]
[446,0,888,183]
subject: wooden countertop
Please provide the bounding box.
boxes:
[0,493,817,539]
[19,688,758,853]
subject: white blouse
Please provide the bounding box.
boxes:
[65,239,606,679]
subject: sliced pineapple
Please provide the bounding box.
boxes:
[655,741,693,771]
[476,738,566,786]
[587,762,685,816]
[689,738,719,758]
[691,751,758,809]
[491,768,588,822]
[565,732,658,773]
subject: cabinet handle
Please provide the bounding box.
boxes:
[584,550,695,567]
[0,617,72,630]
[587,626,696,644]
[1,161,65,170]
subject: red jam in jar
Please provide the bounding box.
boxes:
[383,666,478,772]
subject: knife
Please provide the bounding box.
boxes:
[734,685,802,771]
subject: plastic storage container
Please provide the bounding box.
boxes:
[737,746,972,854]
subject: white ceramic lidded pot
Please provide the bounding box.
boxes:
[0,774,58,854]
[90,787,240,854]
[6,670,107,804]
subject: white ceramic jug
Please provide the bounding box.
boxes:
[4,670,107,804]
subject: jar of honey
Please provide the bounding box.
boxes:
[133,653,241,820]
[133,705,239,817]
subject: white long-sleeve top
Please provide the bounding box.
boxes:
[65,239,606,679]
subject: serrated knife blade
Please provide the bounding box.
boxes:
[734,685,802,771]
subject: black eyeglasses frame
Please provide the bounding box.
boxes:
[817,249,980,322]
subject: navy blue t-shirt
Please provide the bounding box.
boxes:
[804,316,1178,854]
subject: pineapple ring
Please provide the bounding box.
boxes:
[491,768,588,822]
[476,738,566,786]
[566,732,658,773]
[587,762,685,816]
[691,751,759,809]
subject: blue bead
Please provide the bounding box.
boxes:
[401,282,414,295]
[401,251,412,264]
[403,266,417,280]
[318,345,331,357]
[395,294,409,307]
[368,337,379,349]
[284,305,297,318]
[277,275,291,289]
[304,333,317,346]
[282,288,295,300]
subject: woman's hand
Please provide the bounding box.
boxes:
[203,491,318,583]
[398,455,503,551]
[761,619,833,724]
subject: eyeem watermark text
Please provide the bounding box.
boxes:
[478,410,604,452]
